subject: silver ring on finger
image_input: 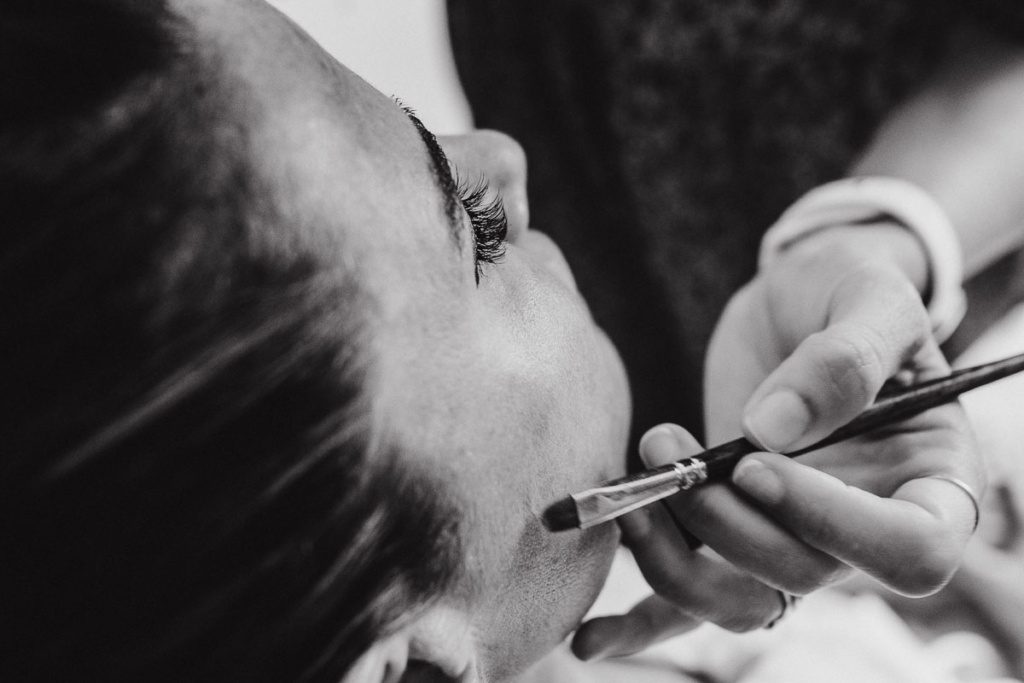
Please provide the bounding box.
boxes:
[930,475,981,532]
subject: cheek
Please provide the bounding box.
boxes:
[487,258,631,488]
[474,504,621,681]
[547,323,631,484]
[470,319,630,677]
[454,251,631,676]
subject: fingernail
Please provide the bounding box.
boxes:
[578,642,610,662]
[581,636,625,662]
[573,621,614,661]
[744,390,811,452]
[732,457,784,505]
[638,425,677,466]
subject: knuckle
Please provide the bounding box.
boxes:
[892,282,932,334]
[802,506,850,552]
[765,517,853,593]
[808,324,888,405]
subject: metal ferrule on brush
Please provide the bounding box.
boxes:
[571,458,709,529]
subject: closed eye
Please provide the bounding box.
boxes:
[456,173,508,284]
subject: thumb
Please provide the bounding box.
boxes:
[741,274,939,452]
[741,322,909,452]
[638,423,705,467]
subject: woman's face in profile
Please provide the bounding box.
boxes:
[180,0,632,677]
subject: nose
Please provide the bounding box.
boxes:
[519,229,579,292]
[437,130,529,243]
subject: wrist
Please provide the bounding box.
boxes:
[777,220,929,294]
[758,177,968,342]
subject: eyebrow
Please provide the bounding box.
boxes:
[399,104,464,249]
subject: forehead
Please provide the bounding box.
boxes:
[172,0,462,291]
[176,0,398,158]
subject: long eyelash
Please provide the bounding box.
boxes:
[457,174,508,284]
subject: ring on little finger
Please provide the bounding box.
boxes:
[929,476,981,532]
[764,591,801,629]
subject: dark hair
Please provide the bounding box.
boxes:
[0,1,461,680]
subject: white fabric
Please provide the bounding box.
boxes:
[555,549,1019,683]
[758,176,968,342]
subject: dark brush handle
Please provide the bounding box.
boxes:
[698,350,1024,479]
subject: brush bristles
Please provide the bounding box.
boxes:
[541,496,580,532]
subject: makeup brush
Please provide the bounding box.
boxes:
[544,351,1024,532]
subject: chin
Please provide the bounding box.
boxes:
[481,520,620,681]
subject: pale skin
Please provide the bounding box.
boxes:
[177,3,629,681]
[176,1,1003,679]
[575,23,1024,662]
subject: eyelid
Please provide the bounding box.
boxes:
[394,99,466,244]
[455,170,509,285]
[394,97,507,283]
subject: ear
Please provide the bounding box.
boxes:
[341,604,480,683]
[341,633,409,683]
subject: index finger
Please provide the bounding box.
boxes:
[642,424,850,594]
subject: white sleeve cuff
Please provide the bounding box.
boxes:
[758,176,968,343]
